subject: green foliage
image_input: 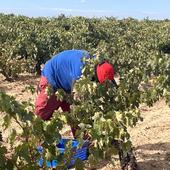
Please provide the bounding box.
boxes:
[0,91,68,169]
[0,13,170,169]
[1,13,170,79]
[61,57,142,163]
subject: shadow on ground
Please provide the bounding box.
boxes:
[135,142,170,170]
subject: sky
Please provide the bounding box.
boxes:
[0,0,170,20]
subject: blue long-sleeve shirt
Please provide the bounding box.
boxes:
[42,50,91,93]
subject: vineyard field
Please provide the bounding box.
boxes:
[0,14,170,170]
[0,74,170,170]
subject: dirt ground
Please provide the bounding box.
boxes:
[0,74,170,170]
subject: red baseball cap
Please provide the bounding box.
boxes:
[96,62,115,83]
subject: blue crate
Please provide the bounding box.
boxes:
[37,138,89,169]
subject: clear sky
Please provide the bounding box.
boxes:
[0,0,170,20]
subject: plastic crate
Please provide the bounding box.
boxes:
[37,138,89,169]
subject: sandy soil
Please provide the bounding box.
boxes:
[0,74,170,170]
[129,100,170,170]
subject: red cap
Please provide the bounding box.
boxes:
[96,62,114,83]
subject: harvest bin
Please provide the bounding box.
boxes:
[37,138,89,169]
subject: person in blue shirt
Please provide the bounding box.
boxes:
[34,51,138,169]
[34,49,116,126]
[41,49,91,93]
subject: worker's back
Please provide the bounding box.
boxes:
[42,49,90,92]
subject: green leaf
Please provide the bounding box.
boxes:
[74,159,84,170]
